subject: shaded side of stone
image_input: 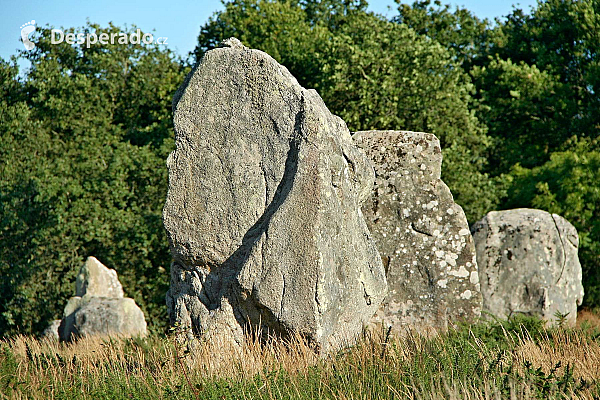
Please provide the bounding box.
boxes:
[354,130,481,332]
[471,208,584,326]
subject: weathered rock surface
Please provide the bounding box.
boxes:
[41,320,61,341]
[60,296,147,341]
[471,209,584,326]
[353,130,481,331]
[59,257,147,341]
[76,256,124,298]
[163,38,387,352]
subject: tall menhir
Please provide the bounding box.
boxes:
[162,38,387,352]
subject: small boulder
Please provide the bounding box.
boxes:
[163,38,387,352]
[354,130,482,332]
[59,257,147,341]
[41,320,61,341]
[471,209,584,326]
[60,296,147,341]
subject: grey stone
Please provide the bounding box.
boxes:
[163,38,387,352]
[353,130,481,332]
[59,257,147,341]
[59,296,147,341]
[471,209,584,326]
[41,319,61,341]
[76,256,124,298]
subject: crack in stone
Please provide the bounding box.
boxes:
[551,214,567,285]
[411,221,433,237]
[280,271,286,319]
[361,281,372,306]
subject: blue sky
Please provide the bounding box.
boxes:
[2,0,539,65]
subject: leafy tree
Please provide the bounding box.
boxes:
[476,0,599,173]
[393,0,492,69]
[195,0,502,221]
[471,57,572,173]
[494,0,599,92]
[0,23,186,336]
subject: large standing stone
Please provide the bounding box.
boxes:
[471,209,584,326]
[353,130,481,331]
[59,257,147,341]
[163,38,387,352]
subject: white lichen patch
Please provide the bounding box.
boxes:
[444,253,457,267]
[470,270,479,285]
[460,290,472,300]
[426,200,438,209]
[448,265,469,278]
[437,279,448,288]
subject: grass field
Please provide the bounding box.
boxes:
[1,313,599,399]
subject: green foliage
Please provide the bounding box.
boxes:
[472,57,572,172]
[195,0,502,221]
[393,0,492,69]
[494,0,600,95]
[0,23,186,336]
[195,0,331,93]
[475,0,599,170]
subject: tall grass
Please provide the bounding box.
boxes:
[1,316,599,399]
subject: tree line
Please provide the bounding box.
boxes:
[1,0,598,337]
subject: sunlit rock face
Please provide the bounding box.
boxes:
[59,257,147,341]
[354,130,481,332]
[163,38,387,353]
[472,209,584,326]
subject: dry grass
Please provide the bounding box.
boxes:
[1,317,599,399]
[577,309,600,331]
[512,329,600,382]
[1,330,323,400]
